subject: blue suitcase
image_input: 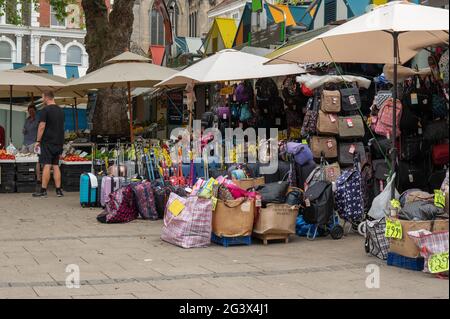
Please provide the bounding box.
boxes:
[80,173,97,207]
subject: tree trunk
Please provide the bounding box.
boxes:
[81,0,135,138]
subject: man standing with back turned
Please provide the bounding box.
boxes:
[33,91,65,198]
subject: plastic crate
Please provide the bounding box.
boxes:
[16,162,37,173]
[211,233,252,247]
[16,173,37,182]
[0,181,16,193]
[387,252,425,271]
[16,182,37,193]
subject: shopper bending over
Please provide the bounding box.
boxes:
[33,91,65,198]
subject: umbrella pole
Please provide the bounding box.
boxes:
[128,82,134,143]
[391,32,399,200]
[72,105,76,133]
[9,85,12,144]
[74,98,79,134]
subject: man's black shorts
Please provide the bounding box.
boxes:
[39,143,63,165]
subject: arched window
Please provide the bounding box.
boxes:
[168,1,179,37]
[45,44,61,64]
[0,41,12,62]
[150,7,165,45]
[67,46,82,65]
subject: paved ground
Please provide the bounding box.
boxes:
[0,192,448,299]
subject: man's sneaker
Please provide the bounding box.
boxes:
[56,189,64,197]
[33,189,47,198]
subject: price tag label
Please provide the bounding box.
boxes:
[329,114,337,123]
[223,113,227,120]
[168,199,185,217]
[349,144,356,154]
[435,190,446,208]
[305,198,311,207]
[302,139,308,145]
[428,252,449,274]
[411,93,418,105]
[390,199,401,209]
[275,118,281,125]
[264,108,268,114]
[346,118,354,128]
[385,218,403,240]
[327,139,333,149]
[349,95,357,105]
[212,197,218,211]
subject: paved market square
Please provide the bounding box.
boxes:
[0,192,448,299]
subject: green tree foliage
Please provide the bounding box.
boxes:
[0,0,73,25]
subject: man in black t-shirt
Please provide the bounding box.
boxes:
[33,91,65,198]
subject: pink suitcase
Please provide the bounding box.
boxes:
[101,176,124,208]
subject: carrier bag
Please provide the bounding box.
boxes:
[408,230,449,275]
[213,198,255,237]
[365,218,389,260]
[310,136,338,159]
[98,185,138,224]
[161,193,213,248]
[131,181,158,220]
[368,174,399,220]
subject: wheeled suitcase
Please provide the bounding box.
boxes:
[100,176,124,208]
[80,173,98,207]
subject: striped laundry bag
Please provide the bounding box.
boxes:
[161,193,213,248]
[408,230,449,277]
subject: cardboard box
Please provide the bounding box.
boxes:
[389,219,449,258]
[253,204,299,235]
[213,198,255,237]
[232,177,265,191]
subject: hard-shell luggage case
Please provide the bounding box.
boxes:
[80,173,97,207]
[100,176,124,208]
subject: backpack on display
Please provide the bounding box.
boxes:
[201,112,215,128]
[235,83,251,103]
[320,90,341,113]
[310,136,338,159]
[400,135,422,161]
[432,143,449,166]
[397,161,427,194]
[423,119,449,144]
[400,104,421,135]
[374,98,403,138]
[239,103,253,122]
[217,106,231,121]
[317,110,339,135]
[338,115,365,139]
[431,93,448,120]
[340,86,361,112]
[301,96,319,136]
[256,78,279,100]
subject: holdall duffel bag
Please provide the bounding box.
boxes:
[340,86,361,112]
[256,181,290,206]
[401,135,422,161]
[213,198,255,237]
[338,142,366,166]
[317,110,339,135]
[321,90,341,113]
[303,181,334,226]
[338,115,365,139]
[310,136,338,159]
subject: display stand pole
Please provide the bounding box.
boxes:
[128,82,134,143]
[74,98,79,134]
[391,31,399,200]
[9,85,12,144]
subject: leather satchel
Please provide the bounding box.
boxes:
[338,115,365,139]
[310,136,338,159]
[340,86,361,112]
[321,90,341,113]
[317,110,339,135]
[338,142,366,166]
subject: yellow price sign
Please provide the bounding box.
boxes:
[435,190,446,208]
[220,86,234,96]
[212,197,218,211]
[302,139,308,145]
[385,218,403,240]
[168,199,185,217]
[390,199,401,209]
[428,252,449,274]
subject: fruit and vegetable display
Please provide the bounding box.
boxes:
[0,150,15,160]
[62,154,91,162]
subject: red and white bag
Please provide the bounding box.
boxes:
[161,193,213,248]
[374,98,403,138]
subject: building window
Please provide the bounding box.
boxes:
[51,5,66,28]
[168,1,179,37]
[189,12,198,37]
[150,8,165,45]
[0,41,12,62]
[324,0,337,25]
[45,44,61,64]
[67,46,82,65]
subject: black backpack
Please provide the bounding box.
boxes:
[201,112,215,129]
[303,181,334,226]
[256,78,279,100]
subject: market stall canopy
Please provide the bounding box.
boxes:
[66,51,178,91]
[0,70,66,93]
[266,1,449,65]
[383,64,432,82]
[156,49,306,87]
[296,74,372,90]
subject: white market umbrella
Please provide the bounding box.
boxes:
[266,1,449,199]
[67,51,178,142]
[0,69,65,144]
[156,49,306,87]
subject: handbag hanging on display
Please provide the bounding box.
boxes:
[310,136,338,159]
[338,115,365,139]
[317,110,339,135]
[338,142,366,166]
[320,90,341,113]
[340,85,361,112]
